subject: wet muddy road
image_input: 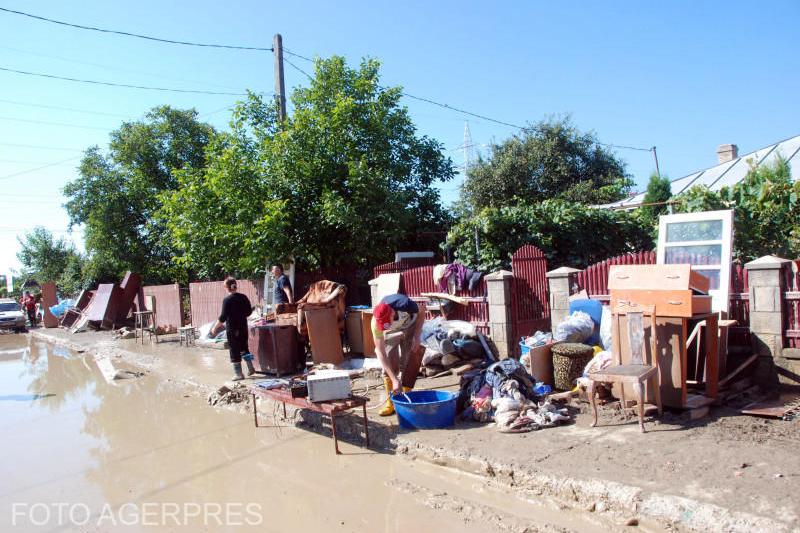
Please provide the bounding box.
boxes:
[0,334,642,532]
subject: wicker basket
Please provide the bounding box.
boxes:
[551,343,593,391]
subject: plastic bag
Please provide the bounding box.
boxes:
[600,305,613,350]
[553,310,594,343]
[439,320,477,339]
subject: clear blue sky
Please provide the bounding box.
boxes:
[1,0,798,276]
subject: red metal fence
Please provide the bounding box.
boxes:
[511,245,550,340]
[575,251,656,300]
[785,261,800,349]
[728,262,751,347]
[141,283,183,333]
[397,264,490,335]
[189,280,264,327]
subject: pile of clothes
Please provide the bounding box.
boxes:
[433,263,484,294]
[459,359,571,433]
[420,318,489,376]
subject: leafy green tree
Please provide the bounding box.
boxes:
[673,156,799,260]
[63,106,215,284]
[460,117,632,211]
[160,57,454,278]
[637,171,673,235]
[445,200,652,271]
[640,172,672,220]
[16,226,85,294]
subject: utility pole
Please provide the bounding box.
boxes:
[273,34,286,122]
[652,146,661,179]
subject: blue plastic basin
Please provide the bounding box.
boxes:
[392,390,457,430]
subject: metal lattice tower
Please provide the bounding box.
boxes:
[463,121,475,177]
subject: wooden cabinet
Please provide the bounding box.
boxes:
[609,264,711,318]
[608,264,719,408]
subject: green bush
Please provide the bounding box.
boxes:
[445,199,653,271]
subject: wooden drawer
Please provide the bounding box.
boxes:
[610,289,711,318]
[608,264,709,294]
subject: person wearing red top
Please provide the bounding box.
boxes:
[20,291,37,327]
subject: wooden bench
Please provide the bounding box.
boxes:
[249,386,370,455]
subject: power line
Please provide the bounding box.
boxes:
[0,115,112,131]
[285,48,657,153]
[283,48,314,62]
[0,157,81,181]
[0,143,84,152]
[283,57,313,81]
[0,7,273,52]
[0,159,74,165]
[0,44,248,92]
[596,141,654,153]
[0,66,247,96]
[0,98,133,118]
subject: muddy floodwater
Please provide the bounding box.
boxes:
[0,334,642,532]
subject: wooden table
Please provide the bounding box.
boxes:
[250,386,369,455]
[614,312,719,408]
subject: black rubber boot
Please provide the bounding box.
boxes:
[231,362,245,381]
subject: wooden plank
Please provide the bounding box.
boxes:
[718,354,759,388]
[685,393,714,409]
[704,313,719,398]
[741,399,795,418]
[419,292,469,305]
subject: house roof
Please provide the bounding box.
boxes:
[598,134,800,209]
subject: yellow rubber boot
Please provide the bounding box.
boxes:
[378,376,395,416]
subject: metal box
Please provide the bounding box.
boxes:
[248,324,305,375]
[307,370,351,402]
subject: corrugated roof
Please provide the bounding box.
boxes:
[598,134,800,209]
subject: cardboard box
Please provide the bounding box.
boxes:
[526,342,555,386]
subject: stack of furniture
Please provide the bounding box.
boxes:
[608,264,719,409]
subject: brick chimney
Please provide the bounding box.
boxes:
[716,143,739,164]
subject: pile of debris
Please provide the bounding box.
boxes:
[459,359,572,433]
[207,383,250,406]
[420,318,492,377]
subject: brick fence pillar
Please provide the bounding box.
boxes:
[486,270,514,360]
[745,255,789,387]
[546,267,581,330]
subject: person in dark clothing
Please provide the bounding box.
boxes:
[210,277,255,381]
[271,264,293,305]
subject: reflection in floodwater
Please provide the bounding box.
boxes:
[0,335,624,532]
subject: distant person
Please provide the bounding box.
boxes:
[210,277,255,381]
[20,291,37,327]
[371,293,426,416]
[271,264,293,305]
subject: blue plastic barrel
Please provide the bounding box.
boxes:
[392,390,457,429]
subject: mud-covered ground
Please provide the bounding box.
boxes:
[20,327,800,532]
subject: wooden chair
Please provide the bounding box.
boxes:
[134,295,158,345]
[587,304,662,432]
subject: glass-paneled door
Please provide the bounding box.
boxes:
[657,210,734,313]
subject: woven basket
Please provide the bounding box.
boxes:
[551,343,593,391]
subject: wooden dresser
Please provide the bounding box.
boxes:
[608,265,718,408]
